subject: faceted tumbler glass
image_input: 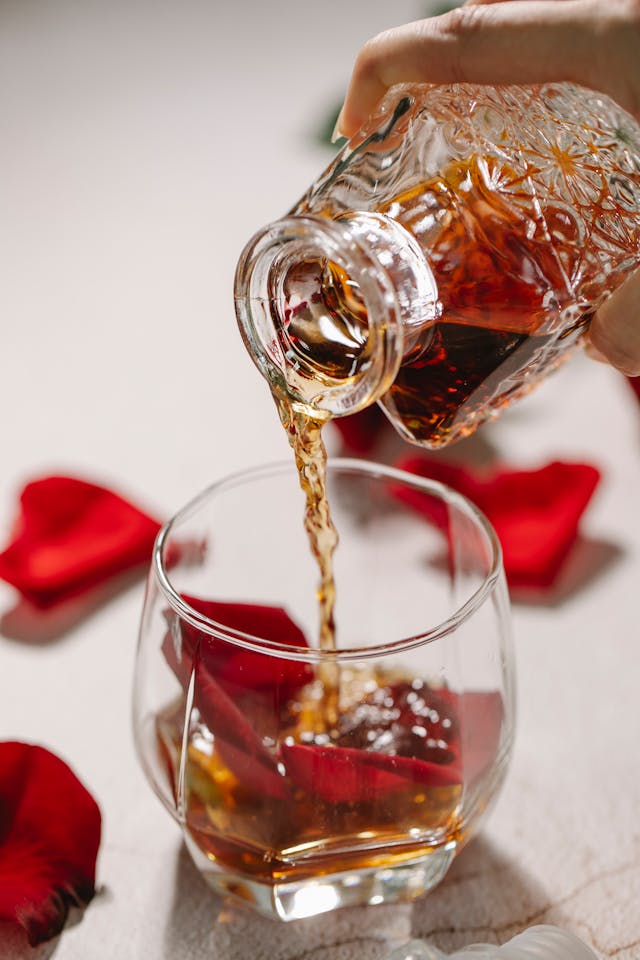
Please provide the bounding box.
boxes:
[133,460,514,920]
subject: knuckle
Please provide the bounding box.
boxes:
[436,4,485,39]
[358,32,384,64]
[422,5,487,83]
[353,35,380,76]
[353,30,394,85]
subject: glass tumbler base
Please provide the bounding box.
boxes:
[184,834,457,921]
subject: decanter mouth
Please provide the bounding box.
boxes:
[234,214,409,417]
[235,211,439,418]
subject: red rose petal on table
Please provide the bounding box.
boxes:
[0,742,101,946]
[0,476,161,607]
[330,405,390,453]
[281,743,460,804]
[394,456,600,588]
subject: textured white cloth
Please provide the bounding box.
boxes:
[1,2,639,959]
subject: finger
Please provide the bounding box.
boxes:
[588,270,640,376]
[336,1,632,137]
[464,0,575,5]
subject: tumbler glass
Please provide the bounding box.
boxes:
[133,459,514,920]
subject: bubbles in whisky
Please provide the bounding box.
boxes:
[157,672,467,881]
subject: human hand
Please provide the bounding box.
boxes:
[335,0,640,374]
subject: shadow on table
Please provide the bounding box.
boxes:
[162,836,557,960]
[0,925,58,960]
[0,901,93,960]
[0,568,147,645]
[408,835,575,954]
[509,535,623,608]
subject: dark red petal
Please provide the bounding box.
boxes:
[0,476,161,607]
[395,456,600,588]
[193,661,288,799]
[281,743,460,804]
[0,742,101,946]
[161,600,312,798]
[214,740,287,799]
[330,405,390,453]
[165,596,313,699]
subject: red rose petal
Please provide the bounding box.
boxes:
[193,663,288,798]
[161,601,502,804]
[162,599,311,799]
[177,596,313,698]
[162,597,313,713]
[0,476,161,607]
[330,405,390,453]
[394,456,600,587]
[0,742,101,946]
[213,741,287,799]
[281,743,460,804]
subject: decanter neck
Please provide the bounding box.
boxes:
[234,211,437,417]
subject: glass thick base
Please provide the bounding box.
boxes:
[184,833,457,921]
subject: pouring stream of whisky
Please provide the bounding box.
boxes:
[274,391,340,731]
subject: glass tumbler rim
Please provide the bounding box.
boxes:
[152,457,505,662]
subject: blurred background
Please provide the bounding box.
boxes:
[1,0,442,510]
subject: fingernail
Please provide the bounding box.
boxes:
[331,108,346,144]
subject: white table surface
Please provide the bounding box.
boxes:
[2,2,640,958]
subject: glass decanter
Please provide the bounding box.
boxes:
[235,82,640,448]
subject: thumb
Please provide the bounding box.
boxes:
[587,269,640,377]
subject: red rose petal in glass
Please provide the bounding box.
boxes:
[0,476,161,606]
[214,741,287,799]
[281,743,460,804]
[0,742,101,946]
[193,661,288,799]
[395,456,600,588]
[161,599,311,797]
[161,620,192,689]
[165,596,313,699]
